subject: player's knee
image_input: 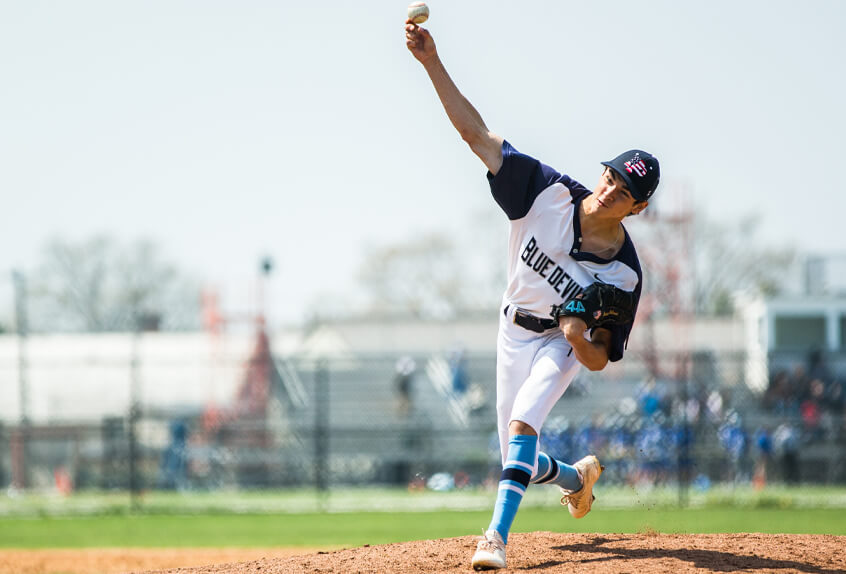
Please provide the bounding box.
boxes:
[508,419,538,436]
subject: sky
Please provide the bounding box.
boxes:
[2,0,844,328]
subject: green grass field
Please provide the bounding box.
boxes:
[1,508,844,549]
[2,485,845,549]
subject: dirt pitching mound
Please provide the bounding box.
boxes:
[0,548,321,574]
[142,532,846,573]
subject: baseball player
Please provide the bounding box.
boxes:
[406,19,660,571]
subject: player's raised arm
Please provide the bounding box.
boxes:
[405,21,504,175]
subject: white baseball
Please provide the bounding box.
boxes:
[407,2,429,24]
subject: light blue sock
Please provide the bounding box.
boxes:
[487,434,537,544]
[531,451,583,491]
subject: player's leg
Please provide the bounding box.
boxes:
[472,311,540,570]
[493,308,541,465]
[508,336,581,449]
[509,338,604,517]
[531,450,582,491]
[524,344,584,491]
[473,426,537,570]
[532,451,603,518]
[485,422,537,543]
[511,342,582,490]
[476,336,577,569]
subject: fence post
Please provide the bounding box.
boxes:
[314,358,329,507]
[11,270,29,490]
[677,353,691,508]
[128,327,141,511]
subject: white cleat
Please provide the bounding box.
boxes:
[471,529,506,570]
[560,455,604,519]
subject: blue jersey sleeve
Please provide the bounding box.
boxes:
[594,238,642,362]
[487,141,589,220]
[599,282,641,362]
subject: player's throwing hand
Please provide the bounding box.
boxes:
[405,22,436,64]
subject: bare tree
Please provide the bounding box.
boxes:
[631,212,796,317]
[357,232,464,318]
[356,231,503,319]
[29,236,200,332]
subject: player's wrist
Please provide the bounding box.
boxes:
[560,319,587,342]
[565,331,585,347]
[419,50,440,68]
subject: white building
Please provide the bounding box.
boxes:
[0,313,746,424]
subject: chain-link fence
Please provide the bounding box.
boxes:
[2,344,844,500]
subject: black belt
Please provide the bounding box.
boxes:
[505,305,558,333]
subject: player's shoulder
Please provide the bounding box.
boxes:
[498,140,590,198]
[496,140,561,181]
[490,140,587,220]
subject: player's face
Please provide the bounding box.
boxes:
[589,168,647,218]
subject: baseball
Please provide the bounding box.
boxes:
[407,2,429,24]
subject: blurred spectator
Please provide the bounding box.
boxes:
[800,379,825,441]
[637,378,672,418]
[448,347,469,395]
[575,414,609,459]
[773,422,800,484]
[752,426,773,489]
[673,422,695,485]
[806,349,832,389]
[54,467,74,496]
[837,405,846,444]
[393,356,416,417]
[789,364,808,397]
[825,378,844,412]
[763,355,843,419]
[633,418,673,484]
[639,379,661,417]
[158,420,188,490]
[764,369,793,414]
[539,417,573,462]
[717,411,747,482]
[706,390,724,421]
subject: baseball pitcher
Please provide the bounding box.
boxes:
[406,15,660,571]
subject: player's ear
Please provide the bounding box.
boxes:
[629,200,648,216]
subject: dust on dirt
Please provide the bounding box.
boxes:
[6,533,844,574]
[143,532,845,574]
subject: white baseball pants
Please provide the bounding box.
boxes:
[495,302,582,466]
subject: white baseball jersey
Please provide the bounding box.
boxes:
[490,140,642,362]
[488,141,643,463]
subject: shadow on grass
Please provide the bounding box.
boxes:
[523,535,842,573]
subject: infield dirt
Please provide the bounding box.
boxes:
[134,532,845,573]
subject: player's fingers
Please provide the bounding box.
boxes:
[406,36,422,51]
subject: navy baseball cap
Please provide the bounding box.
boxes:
[601,150,660,202]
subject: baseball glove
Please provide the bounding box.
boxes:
[550,282,635,329]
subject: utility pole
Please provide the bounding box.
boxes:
[11,270,30,489]
[314,359,329,509]
[258,256,273,325]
